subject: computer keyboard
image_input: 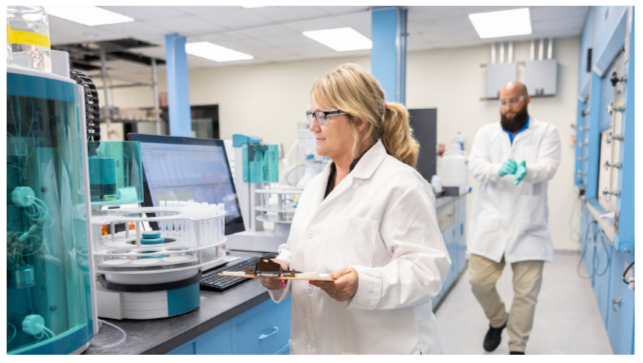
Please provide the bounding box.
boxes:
[200,257,261,291]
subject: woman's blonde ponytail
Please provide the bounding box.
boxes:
[380,102,420,168]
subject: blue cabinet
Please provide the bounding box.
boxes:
[606,251,635,355]
[168,297,291,355]
[432,196,468,307]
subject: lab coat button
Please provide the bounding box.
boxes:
[309,342,315,350]
[308,232,313,239]
[307,286,313,294]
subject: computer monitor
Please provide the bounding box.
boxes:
[127,134,245,235]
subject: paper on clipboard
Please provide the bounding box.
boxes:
[218,271,334,281]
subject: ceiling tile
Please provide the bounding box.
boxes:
[197,32,244,43]
[194,9,273,30]
[143,16,224,36]
[283,16,347,32]
[409,15,473,32]
[93,22,168,37]
[251,47,298,58]
[169,6,242,15]
[261,34,319,47]
[99,6,186,20]
[249,6,328,23]
[213,39,273,54]
[420,27,480,42]
[319,6,371,15]
[460,6,526,15]
[532,16,587,33]
[530,6,589,22]
[408,6,466,20]
[234,24,298,40]
[47,15,87,30]
[334,11,371,27]
[352,25,371,39]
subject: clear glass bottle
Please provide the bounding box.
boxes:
[7,6,52,73]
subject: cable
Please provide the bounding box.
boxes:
[622,261,635,285]
[594,226,611,277]
[88,319,127,351]
[8,323,17,344]
[576,220,594,280]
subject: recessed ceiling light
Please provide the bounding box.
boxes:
[185,42,253,62]
[468,8,532,39]
[45,6,134,26]
[303,28,372,52]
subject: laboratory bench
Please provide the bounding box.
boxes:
[86,193,469,355]
[85,251,291,355]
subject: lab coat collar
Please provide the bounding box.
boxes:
[350,140,387,180]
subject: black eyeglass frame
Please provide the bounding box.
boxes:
[306,110,347,125]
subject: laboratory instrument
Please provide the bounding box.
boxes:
[94,134,241,320]
[7,46,95,353]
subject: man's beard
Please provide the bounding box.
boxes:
[500,104,529,132]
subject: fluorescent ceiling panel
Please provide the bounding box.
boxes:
[45,6,134,26]
[303,27,372,52]
[185,42,253,62]
[468,8,532,39]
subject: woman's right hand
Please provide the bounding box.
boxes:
[259,259,289,291]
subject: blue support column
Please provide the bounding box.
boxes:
[165,33,192,137]
[371,7,407,104]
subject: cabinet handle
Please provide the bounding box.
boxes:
[258,326,279,340]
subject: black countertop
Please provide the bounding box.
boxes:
[436,192,467,210]
[85,252,270,355]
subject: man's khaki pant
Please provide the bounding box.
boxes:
[469,254,544,353]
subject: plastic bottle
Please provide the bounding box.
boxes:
[7,6,52,73]
[442,142,469,193]
[452,132,465,151]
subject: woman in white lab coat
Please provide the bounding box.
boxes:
[260,64,451,354]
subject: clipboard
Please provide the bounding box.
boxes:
[218,271,333,281]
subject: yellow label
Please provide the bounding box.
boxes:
[8,29,50,48]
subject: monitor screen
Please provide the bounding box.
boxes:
[127,134,245,235]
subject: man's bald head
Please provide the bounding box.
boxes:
[501,82,528,97]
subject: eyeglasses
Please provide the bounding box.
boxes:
[306,109,347,126]
[498,95,526,107]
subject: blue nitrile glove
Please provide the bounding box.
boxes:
[514,160,527,185]
[498,158,518,177]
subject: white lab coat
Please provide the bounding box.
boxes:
[467,117,561,263]
[269,140,451,354]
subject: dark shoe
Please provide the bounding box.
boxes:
[510,351,525,355]
[483,321,507,352]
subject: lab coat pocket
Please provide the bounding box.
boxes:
[518,195,547,233]
[321,216,378,271]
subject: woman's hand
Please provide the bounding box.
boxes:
[259,259,289,291]
[312,267,359,302]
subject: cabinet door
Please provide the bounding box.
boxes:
[195,320,233,354]
[606,251,634,354]
[232,297,292,354]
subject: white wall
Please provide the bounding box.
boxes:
[100,36,580,251]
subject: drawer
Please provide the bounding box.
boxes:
[232,298,291,354]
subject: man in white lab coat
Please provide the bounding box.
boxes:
[467,82,561,355]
